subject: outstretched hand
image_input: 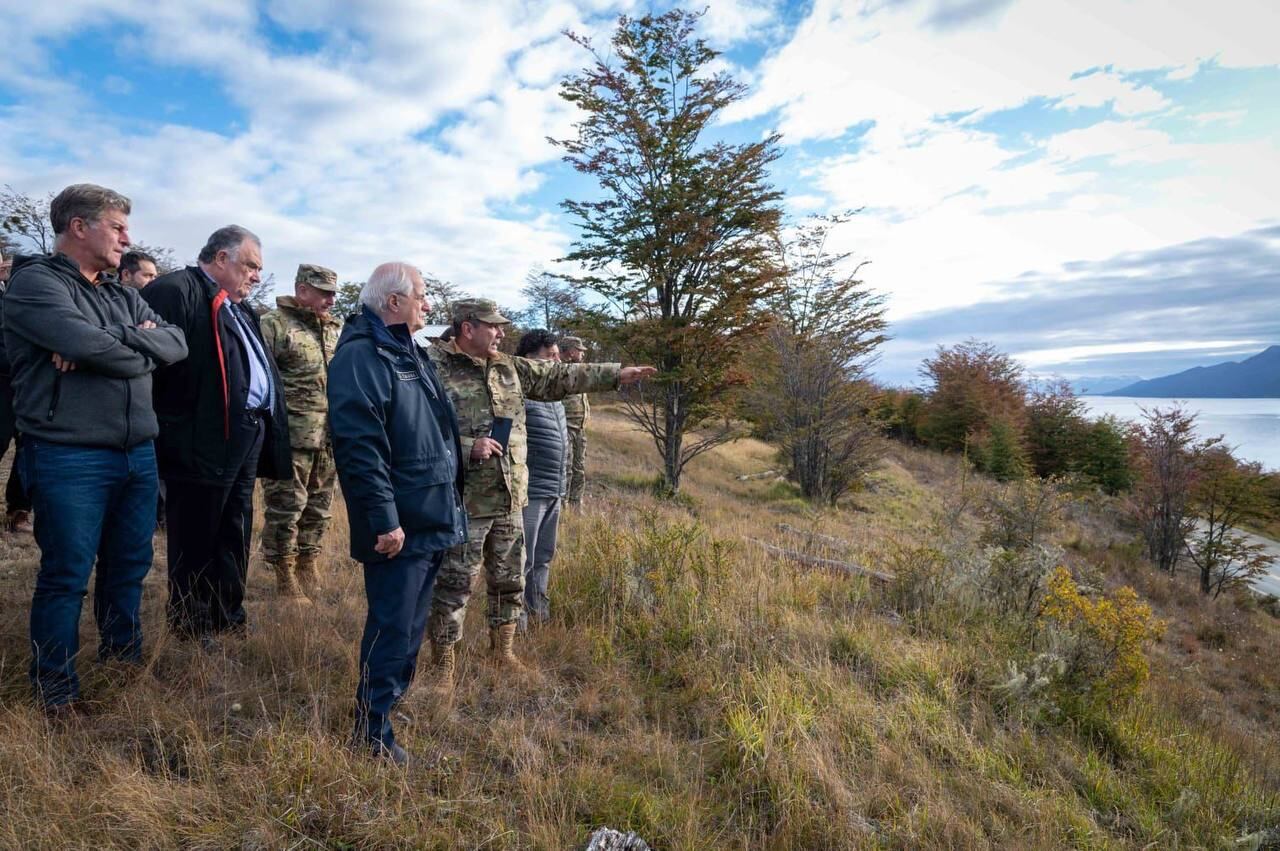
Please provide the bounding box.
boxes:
[619,366,657,385]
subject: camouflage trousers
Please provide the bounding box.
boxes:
[427,507,525,646]
[261,446,336,562]
[567,427,587,504]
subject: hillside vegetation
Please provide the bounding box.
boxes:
[0,408,1277,849]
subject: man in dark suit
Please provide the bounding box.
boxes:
[142,225,291,642]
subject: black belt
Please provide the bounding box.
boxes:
[245,407,270,420]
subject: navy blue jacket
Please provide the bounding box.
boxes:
[328,307,467,563]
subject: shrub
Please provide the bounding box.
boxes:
[1024,378,1087,479]
[1075,415,1133,494]
[978,476,1071,551]
[1039,567,1164,702]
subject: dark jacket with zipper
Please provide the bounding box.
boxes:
[141,266,291,484]
[2,253,188,448]
[524,398,568,500]
[327,307,467,563]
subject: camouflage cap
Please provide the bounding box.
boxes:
[452,298,511,325]
[296,263,338,292]
[560,336,588,352]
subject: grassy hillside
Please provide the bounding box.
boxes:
[0,408,1277,849]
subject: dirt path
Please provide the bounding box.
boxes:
[1190,521,1280,597]
[1237,527,1280,597]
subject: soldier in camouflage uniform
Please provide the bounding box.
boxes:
[260,264,342,600]
[559,336,591,506]
[424,299,654,686]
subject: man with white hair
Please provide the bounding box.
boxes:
[327,261,466,765]
[142,225,291,643]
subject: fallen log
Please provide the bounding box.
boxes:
[748,538,894,583]
[776,523,856,551]
[736,469,781,481]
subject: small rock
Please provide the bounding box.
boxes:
[585,827,651,851]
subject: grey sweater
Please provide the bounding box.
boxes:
[3,253,188,448]
[524,397,568,500]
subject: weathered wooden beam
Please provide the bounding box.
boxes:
[776,522,856,551]
[736,469,781,481]
[748,538,894,583]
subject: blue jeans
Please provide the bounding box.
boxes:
[355,548,444,749]
[21,438,158,707]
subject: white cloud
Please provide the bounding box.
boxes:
[0,0,633,303]
[1057,71,1169,116]
[700,0,782,45]
[1043,121,1179,164]
[1189,109,1248,126]
[729,0,1280,143]
[723,0,1280,351]
[1016,339,1269,367]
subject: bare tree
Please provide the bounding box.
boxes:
[1185,446,1276,597]
[1125,405,1212,575]
[519,268,581,332]
[423,274,463,326]
[129,241,183,274]
[744,216,888,504]
[1,185,56,254]
[245,272,277,316]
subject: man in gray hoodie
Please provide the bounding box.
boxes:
[4,184,188,712]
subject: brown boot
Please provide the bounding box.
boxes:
[6,509,32,534]
[271,556,309,603]
[429,639,456,695]
[488,623,526,671]
[294,553,322,598]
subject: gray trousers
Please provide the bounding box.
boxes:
[521,496,561,624]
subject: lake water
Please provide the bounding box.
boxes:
[1080,397,1280,472]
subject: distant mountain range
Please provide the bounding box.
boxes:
[1105,346,1280,398]
[1067,375,1145,396]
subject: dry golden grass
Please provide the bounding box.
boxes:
[0,414,1276,849]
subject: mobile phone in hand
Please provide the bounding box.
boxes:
[489,416,513,452]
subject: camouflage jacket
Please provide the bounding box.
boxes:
[562,392,590,430]
[260,296,342,449]
[425,340,619,516]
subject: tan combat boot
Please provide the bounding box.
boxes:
[488,623,526,671]
[294,552,322,599]
[272,555,309,603]
[429,639,456,695]
[6,509,32,534]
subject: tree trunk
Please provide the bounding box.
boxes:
[663,389,683,493]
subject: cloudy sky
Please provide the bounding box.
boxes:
[1,0,1277,385]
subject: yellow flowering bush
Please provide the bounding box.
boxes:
[1039,566,1164,701]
